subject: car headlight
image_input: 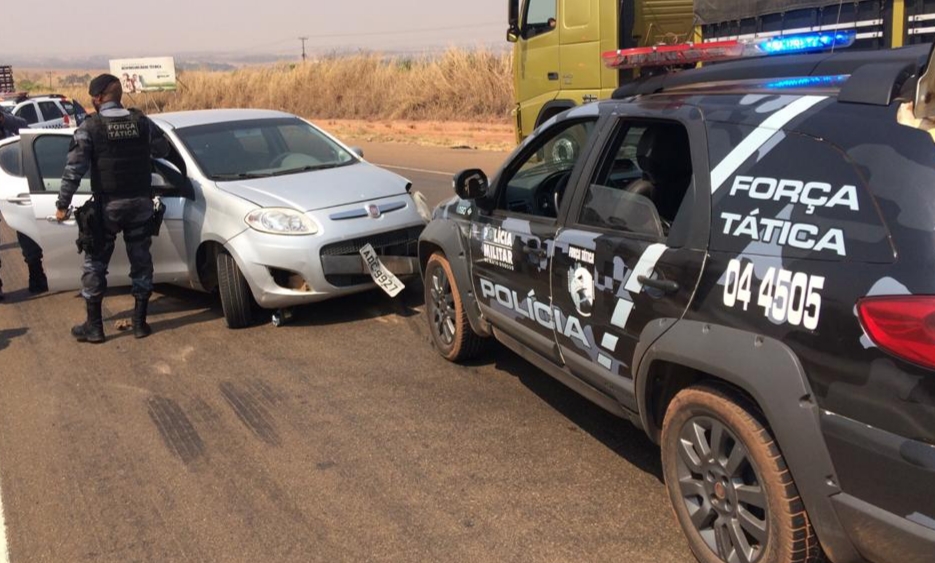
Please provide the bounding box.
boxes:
[245,208,318,235]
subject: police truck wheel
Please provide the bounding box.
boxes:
[217,251,254,329]
[424,252,485,362]
[661,385,822,563]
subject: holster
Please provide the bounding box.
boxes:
[74,197,104,255]
[151,198,167,237]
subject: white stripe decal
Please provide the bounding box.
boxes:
[710,96,827,193]
[624,243,669,294]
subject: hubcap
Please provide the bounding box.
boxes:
[675,416,769,563]
[428,266,456,346]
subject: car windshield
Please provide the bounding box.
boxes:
[175,117,358,181]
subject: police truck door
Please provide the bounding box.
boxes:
[471,116,599,361]
[550,115,709,410]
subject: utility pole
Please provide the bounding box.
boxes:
[299,36,309,63]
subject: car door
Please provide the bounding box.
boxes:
[550,110,710,410]
[471,114,600,361]
[14,102,40,127]
[37,101,65,128]
[0,138,42,243]
[18,130,190,291]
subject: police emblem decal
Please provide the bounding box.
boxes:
[568,263,595,317]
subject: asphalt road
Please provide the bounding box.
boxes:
[0,143,693,563]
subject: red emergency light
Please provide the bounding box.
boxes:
[603,31,856,70]
[602,40,745,69]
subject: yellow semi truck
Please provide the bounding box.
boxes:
[508,0,930,141]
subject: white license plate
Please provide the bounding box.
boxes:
[360,243,405,297]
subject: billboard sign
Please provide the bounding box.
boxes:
[108,57,177,93]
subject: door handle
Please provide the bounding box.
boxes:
[6,195,32,205]
[523,245,547,258]
[638,275,679,294]
[45,215,76,225]
[547,72,559,81]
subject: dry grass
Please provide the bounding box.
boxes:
[44,49,514,127]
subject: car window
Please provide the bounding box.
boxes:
[61,101,76,116]
[524,0,556,36]
[16,103,38,125]
[175,117,356,181]
[579,120,694,241]
[0,141,23,177]
[496,118,597,219]
[38,101,62,123]
[34,135,90,193]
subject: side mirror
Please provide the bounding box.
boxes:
[917,44,935,119]
[349,146,364,158]
[151,172,167,188]
[152,158,195,200]
[453,168,489,200]
[508,0,520,42]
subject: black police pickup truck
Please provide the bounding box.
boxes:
[418,42,935,563]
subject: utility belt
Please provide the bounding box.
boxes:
[73,196,166,255]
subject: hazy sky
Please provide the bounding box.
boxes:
[2,0,507,57]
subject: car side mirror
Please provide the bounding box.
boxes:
[507,27,520,43]
[453,168,489,201]
[349,146,364,158]
[152,158,195,200]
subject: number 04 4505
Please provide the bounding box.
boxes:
[722,258,825,330]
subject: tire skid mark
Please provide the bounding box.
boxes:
[219,382,282,446]
[146,396,206,465]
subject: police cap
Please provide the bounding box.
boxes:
[88,74,120,96]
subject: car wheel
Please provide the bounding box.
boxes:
[424,252,485,362]
[217,251,254,329]
[661,384,822,563]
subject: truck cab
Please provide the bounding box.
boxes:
[507,0,695,141]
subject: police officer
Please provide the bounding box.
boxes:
[0,109,48,300]
[55,74,168,342]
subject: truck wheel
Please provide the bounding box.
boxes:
[217,251,254,329]
[424,252,485,362]
[661,384,822,563]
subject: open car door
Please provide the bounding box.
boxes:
[17,129,191,292]
[0,135,43,245]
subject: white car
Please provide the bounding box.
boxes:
[0,109,429,327]
[10,95,87,129]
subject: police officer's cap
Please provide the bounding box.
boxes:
[88,74,120,96]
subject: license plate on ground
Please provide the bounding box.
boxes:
[360,243,405,297]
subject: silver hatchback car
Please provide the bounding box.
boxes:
[0,109,428,327]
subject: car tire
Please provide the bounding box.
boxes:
[424,252,485,362]
[217,251,254,329]
[661,384,823,563]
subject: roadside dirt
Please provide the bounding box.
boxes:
[315,118,516,151]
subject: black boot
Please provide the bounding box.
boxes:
[133,298,152,339]
[72,300,105,343]
[27,262,48,294]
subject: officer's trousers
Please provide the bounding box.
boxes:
[0,230,43,290]
[82,196,154,303]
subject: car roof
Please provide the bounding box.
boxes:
[151,108,297,129]
[612,43,933,105]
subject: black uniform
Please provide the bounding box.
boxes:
[57,93,168,341]
[0,110,47,299]
[57,102,168,303]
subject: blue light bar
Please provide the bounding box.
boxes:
[757,30,856,55]
[764,75,850,89]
